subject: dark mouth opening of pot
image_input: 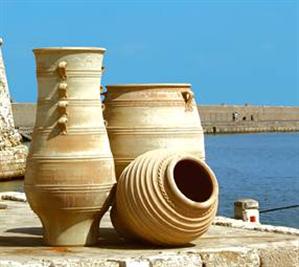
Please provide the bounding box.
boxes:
[173,159,213,203]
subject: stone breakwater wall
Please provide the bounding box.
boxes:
[11,103,36,129]
[198,105,299,134]
[11,103,299,134]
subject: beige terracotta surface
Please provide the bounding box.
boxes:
[111,149,218,246]
[24,47,116,246]
[104,83,205,178]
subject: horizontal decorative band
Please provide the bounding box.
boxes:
[33,127,106,134]
[28,155,114,161]
[36,69,103,75]
[29,205,108,213]
[37,100,102,106]
[108,132,204,136]
[104,101,190,107]
[25,183,114,187]
[25,183,114,191]
[107,126,203,132]
[107,130,204,136]
[53,207,107,212]
[114,159,133,164]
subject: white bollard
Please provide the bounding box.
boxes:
[234,199,260,223]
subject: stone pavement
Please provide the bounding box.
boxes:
[0,199,298,267]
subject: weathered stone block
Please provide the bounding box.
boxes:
[148,253,201,267]
[258,243,299,267]
[199,247,260,267]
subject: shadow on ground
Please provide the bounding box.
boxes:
[1,227,194,250]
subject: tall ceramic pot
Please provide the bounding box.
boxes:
[103,83,205,178]
[25,47,116,246]
[111,149,218,246]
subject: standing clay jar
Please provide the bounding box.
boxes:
[25,47,116,246]
[103,83,205,178]
[111,149,218,246]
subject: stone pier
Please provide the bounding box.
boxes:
[0,195,298,267]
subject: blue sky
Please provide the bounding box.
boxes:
[0,0,298,105]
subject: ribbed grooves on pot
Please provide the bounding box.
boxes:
[36,70,103,76]
[107,127,203,134]
[104,100,194,107]
[25,183,113,190]
[111,149,219,246]
[104,83,206,178]
[33,128,106,133]
[28,155,113,160]
[37,99,102,105]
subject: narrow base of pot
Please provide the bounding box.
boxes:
[41,213,101,246]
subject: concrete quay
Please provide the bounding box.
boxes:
[0,197,298,267]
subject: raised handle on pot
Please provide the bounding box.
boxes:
[57,100,68,114]
[57,114,68,135]
[57,61,67,80]
[181,90,194,112]
[58,82,68,98]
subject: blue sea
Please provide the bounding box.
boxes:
[205,132,299,228]
[1,132,298,228]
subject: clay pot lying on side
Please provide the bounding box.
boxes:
[111,149,219,246]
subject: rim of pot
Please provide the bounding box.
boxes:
[33,47,106,53]
[166,155,218,209]
[106,83,191,88]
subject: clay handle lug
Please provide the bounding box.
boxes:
[58,82,68,99]
[101,103,105,112]
[57,114,68,135]
[57,61,67,80]
[57,100,68,114]
[181,90,194,112]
